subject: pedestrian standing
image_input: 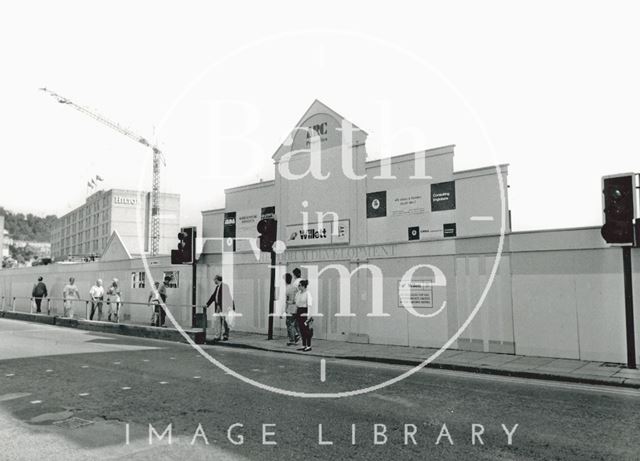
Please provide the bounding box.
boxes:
[205,275,233,342]
[148,281,162,327]
[284,273,300,345]
[89,279,104,321]
[62,277,80,318]
[31,276,48,313]
[295,280,314,352]
[107,278,121,323]
[159,276,169,327]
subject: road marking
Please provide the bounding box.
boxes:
[121,387,131,390]
[5,374,15,377]
[45,369,53,373]
[251,369,260,372]
[278,365,285,369]
[30,400,42,404]
[193,376,201,379]
[159,381,168,385]
[113,362,121,365]
[470,216,495,221]
[142,359,149,362]
[170,357,176,360]
[81,365,89,369]
[320,359,326,382]
[78,393,89,397]
[0,393,31,402]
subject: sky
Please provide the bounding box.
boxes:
[1,1,639,232]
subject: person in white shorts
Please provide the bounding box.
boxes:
[62,277,80,318]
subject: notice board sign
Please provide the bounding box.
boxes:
[286,219,350,247]
[431,181,456,211]
[398,279,433,309]
[389,187,427,217]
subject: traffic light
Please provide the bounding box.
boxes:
[257,218,277,252]
[601,174,636,245]
[171,226,196,264]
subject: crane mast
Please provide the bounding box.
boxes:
[40,87,164,256]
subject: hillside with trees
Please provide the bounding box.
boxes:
[0,207,58,242]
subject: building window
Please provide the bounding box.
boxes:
[163,271,179,288]
[131,271,146,289]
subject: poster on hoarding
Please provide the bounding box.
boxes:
[398,279,433,309]
[366,191,387,218]
[389,188,427,217]
[286,219,350,247]
[223,207,276,251]
[431,181,456,211]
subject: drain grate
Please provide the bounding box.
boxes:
[53,417,95,429]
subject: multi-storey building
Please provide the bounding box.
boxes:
[51,189,180,259]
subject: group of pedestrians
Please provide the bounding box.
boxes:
[29,276,121,321]
[284,268,314,352]
[28,274,164,326]
[26,269,316,352]
[88,278,122,322]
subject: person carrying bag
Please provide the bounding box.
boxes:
[205,275,234,341]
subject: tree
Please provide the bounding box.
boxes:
[0,207,58,242]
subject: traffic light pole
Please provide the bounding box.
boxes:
[622,246,637,369]
[267,250,276,340]
[192,258,197,328]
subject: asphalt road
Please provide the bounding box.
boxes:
[0,318,639,460]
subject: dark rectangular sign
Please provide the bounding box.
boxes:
[223,211,236,252]
[443,222,457,238]
[431,181,456,211]
[408,226,420,241]
[366,191,387,218]
[261,206,276,220]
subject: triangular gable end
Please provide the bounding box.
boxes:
[101,230,132,261]
[272,99,367,162]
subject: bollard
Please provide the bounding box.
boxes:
[203,305,207,339]
[30,297,33,314]
[12,297,16,312]
[47,298,51,316]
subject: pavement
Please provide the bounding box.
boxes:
[213,331,640,389]
[3,309,640,390]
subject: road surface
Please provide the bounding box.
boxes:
[0,318,638,460]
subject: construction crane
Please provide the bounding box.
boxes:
[40,87,165,256]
